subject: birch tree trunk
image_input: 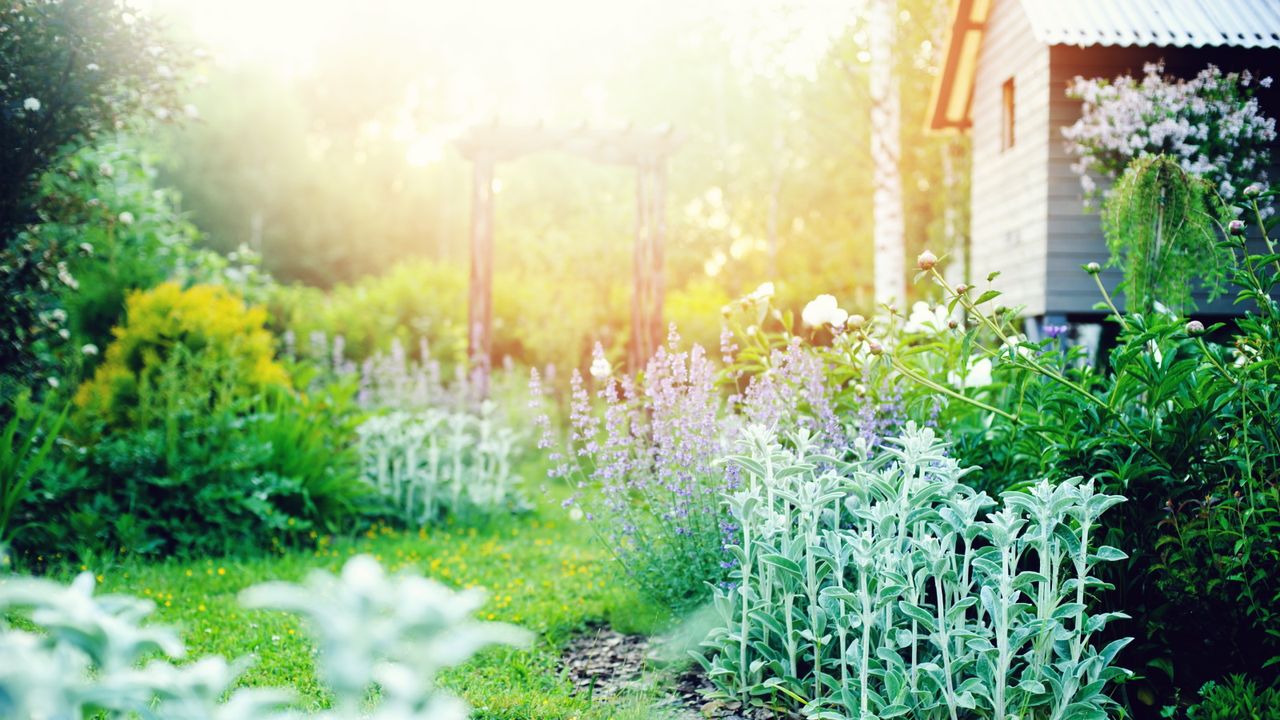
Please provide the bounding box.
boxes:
[869,0,905,306]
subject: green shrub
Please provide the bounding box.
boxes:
[1178,676,1280,720]
[880,174,1280,701]
[270,255,710,379]
[1,0,185,404]
[75,282,289,429]
[18,377,368,561]
[19,305,367,562]
[270,259,469,372]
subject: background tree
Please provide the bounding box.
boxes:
[869,0,905,306]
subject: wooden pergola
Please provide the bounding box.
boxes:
[454,122,682,393]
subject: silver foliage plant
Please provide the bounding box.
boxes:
[356,401,527,525]
[696,423,1132,720]
[0,555,529,719]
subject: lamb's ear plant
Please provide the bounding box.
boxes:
[696,423,1132,719]
[356,401,526,525]
[0,555,529,720]
[243,554,534,719]
[0,572,290,719]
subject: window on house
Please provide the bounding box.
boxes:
[1001,77,1016,151]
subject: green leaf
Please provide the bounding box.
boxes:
[1091,546,1128,562]
[975,290,1002,305]
[761,553,804,578]
[897,601,937,629]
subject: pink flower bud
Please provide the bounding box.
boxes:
[917,250,938,271]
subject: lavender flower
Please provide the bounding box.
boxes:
[1043,324,1070,340]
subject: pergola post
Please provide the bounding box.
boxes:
[468,153,495,397]
[629,158,666,370]
[456,122,680,393]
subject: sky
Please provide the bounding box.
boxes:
[137,0,859,124]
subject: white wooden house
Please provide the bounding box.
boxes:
[927,0,1280,332]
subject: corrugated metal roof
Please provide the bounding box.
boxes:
[1018,0,1280,48]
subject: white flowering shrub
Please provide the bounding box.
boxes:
[696,424,1132,719]
[1063,62,1276,201]
[356,402,527,525]
[0,555,528,719]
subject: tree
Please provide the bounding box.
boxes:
[868,0,905,307]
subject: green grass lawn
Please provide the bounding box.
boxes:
[60,487,674,719]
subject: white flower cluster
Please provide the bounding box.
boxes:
[1063,62,1276,200]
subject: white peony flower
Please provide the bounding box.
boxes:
[1003,334,1032,359]
[745,282,775,304]
[903,301,950,334]
[949,357,993,388]
[801,294,848,328]
[23,97,40,111]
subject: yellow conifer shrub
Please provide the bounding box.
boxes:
[75,282,289,427]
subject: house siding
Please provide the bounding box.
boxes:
[970,0,1051,316]
[1046,44,1280,315]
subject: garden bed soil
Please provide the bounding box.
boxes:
[558,623,783,719]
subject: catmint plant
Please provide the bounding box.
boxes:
[534,331,739,611]
[696,423,1132,719]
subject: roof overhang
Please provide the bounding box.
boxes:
[926,0,993,133]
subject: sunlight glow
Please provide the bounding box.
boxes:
[141,0,856,164]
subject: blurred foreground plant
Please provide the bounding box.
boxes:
[0,554,528,719]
